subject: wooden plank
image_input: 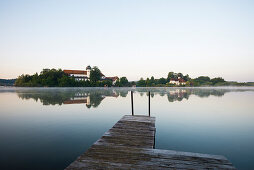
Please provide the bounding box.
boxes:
[66,115,235,169]
[94,115,156,149]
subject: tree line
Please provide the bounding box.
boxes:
[136,72,234,87]
[14,68,252,87]
[0,79,16,86]
[15,67,130,87]
[137,72,191,87]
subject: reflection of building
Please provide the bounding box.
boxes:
[16,88,237,107]
[63,65,91,81]
[63,90,119,108]
[167,89,188,102]
[101,91,119,98]
[169,89,187,97]
[63,99,89,104]
[63,93,91,106]
[169,77,186,85]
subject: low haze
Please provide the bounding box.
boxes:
[0,0,253,81]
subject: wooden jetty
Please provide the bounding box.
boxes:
[66,115,235,169]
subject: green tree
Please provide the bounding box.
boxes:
[194,76,211,86]
[137,78,146,87]
[58,75,75,87]
[150,76,155,83]
[130,81,136,86]
[167,72,174,81]
[119,77,129,86]
[211,77,225,85]
[115,79,120,86]
[177,73,183,78]
[195,76,210,82]
[102,80,113,87]
[158,77,167,84]
[145,78,151,86]
[183,74,190,81]
[15,69,72,87]
[90,66,102,83]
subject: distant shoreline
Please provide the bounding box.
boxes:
[1,68,254,88]
[1,86,254,89]
[0,78,254,87]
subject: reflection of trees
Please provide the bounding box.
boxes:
[88,93,105,108]
[15,87,254,106]
[134,87,253,102]
[165,88,252,102]
[17,91,73,105]
[158,92,165,97]
[191,88,225,97]
[167,89,189,102]
[17,88,122,108]
[165,88,227,102]
[119,91,128,97]
[151,93,155,98]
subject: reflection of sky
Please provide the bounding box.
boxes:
[0,87,254,169]
[154,92,254,170]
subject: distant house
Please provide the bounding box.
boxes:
[102,76,119,85]
[169,78,179,85]
[178,78,186,85]
[169,77,186,85]
[101,73,106,79]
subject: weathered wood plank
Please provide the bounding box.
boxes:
[66,115,235,169]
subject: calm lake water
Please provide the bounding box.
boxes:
[0,87,254,169]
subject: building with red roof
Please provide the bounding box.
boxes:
[64,65,119,84]
[63,65,91,81]
[169,77,186,85]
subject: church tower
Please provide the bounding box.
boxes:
[86,65,91,79]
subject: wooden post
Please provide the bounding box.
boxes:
[148,91,150,117]
[131,91,134,116]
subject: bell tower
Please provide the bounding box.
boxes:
[86,65,91,79]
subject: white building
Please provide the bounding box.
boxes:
[63,65,119,84]
[169,77,186,85]
[63,65,91,81]
[103,76,119,85]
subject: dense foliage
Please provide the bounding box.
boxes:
[90,66,102,83]
[0,79,16,86]
[16,69,76,87]
[15,68,114,87]
[136,71,251,87]
[115,77,130,87]
[137,72,191,87]
[13,69,253,87]
[191,77,226,86]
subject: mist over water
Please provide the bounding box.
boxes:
[0,87,254,169]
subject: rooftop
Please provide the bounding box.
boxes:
[63,70,87,75]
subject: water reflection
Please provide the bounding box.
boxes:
[15,88,129,108]
[0,87,254,170]
[11,87,254,106]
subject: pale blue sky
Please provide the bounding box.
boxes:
[0,0,253,81]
